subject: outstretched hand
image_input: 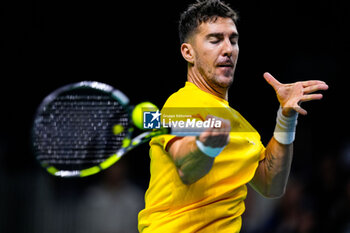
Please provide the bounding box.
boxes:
[263,72,329,116]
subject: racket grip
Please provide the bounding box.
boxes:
[170,126,204,137]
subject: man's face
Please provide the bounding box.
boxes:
[191,17,239,89]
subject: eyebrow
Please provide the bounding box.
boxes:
[206,32,239,39]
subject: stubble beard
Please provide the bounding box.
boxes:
[196,56,235,90]
[213,72,234,89]
[199,65,235,90]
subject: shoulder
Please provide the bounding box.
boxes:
[163,82,219,108]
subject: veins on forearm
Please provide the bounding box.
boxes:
[265,147,277,172]
[264,141,293,179]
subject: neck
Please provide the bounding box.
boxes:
[187,65,229,101]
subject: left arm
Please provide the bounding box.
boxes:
[250,72,328,198]
[250,137,293,198]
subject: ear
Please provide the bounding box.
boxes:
[180,43,195,64]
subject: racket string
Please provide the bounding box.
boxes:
[33,93,129,169]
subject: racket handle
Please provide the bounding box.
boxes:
[170,126,204,137]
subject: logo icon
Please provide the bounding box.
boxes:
[143,110,161,129]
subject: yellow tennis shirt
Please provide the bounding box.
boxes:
[138,82,265,232]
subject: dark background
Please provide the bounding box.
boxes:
[1,0,349,232]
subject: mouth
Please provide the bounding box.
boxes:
[215,60,235,79]
[216,61,234,68]
[216,64,234,72]
[217,64,233,68]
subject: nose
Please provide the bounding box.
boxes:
[222,38,233,57]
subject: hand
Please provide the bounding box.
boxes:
[263,72,329,116]
[197,115,231,148]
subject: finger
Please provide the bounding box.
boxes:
[301,80,327,88]
[205,114,214,120]
[263,72,282,91]
[303,83,329,94]
[300,94,323,102]
[202,131,228,147]
[207,126,229,147]
[210,135,229,147]
[200,117,230,147]
[294,106,308,115]
[217,124,230,146]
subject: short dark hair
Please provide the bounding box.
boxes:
[178,0,239,44]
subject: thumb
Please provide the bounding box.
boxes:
[263,72,282,91]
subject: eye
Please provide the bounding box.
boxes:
[207,34,223,44]
[230,36,239,45]
[209,37,221,44]
[210,39,220,44]
[230,38,238,45]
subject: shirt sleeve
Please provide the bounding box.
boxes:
[149,134,177,152]
[259,144,266,161]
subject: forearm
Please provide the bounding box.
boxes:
[253,73,328,198]
[251,137,293,198]
[169,136,214,185]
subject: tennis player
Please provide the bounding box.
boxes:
[138,0,328,232]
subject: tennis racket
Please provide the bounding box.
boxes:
[31,81,201,178]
